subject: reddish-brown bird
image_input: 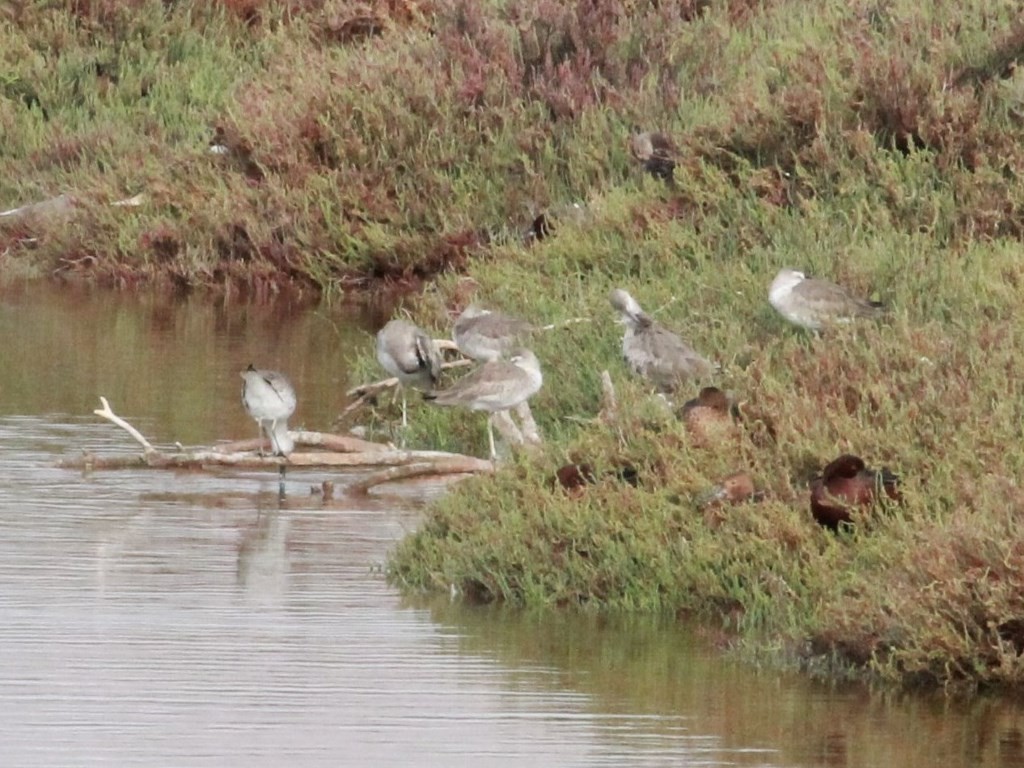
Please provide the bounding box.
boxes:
[697,471,761,509]
[680,387,738,447]
[809,454,901,531]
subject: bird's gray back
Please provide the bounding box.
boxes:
[453,310,533,361]
[623,323,713,390]
[241,368,297,420]
[429,359,541,412]
[792,279,884,322]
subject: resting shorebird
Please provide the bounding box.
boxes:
[628,130,676,182]
[609,288,714,392]
[375,319,442,428]
[452,305,535,362]
[768,268,885,332]
[240,365,297,457]
[424,349,543,460]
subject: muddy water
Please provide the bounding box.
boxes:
[0,285,1022,767]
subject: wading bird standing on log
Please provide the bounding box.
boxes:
[240,365,297,457]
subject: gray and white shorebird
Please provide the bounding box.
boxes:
[609,288,715,392]
[452,304,535,362]
[768,268,886,332]
[424,349,543,460]
[375,319,443,428]
[240,364,297,457]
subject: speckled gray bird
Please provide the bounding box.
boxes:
[609,288,714,392]
[452,305,535,362]
[424,349,543,460]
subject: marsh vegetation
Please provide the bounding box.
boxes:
[5,0,1024,689]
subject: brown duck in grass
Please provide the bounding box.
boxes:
[553,462,640,497]
[810,454,901,531]
[696,471,762,508]
[680,386,739,447]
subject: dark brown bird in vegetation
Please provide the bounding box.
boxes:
[553,462,639,497]
[524,212,552,244]
[629,130,677,182]
[809,454,901,531]
[680,386,739,447]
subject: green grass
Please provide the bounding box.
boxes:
[6,0,1024,689]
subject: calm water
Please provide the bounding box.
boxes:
[0,285,1022,766]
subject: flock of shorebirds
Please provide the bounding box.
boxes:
[239,266,898,530]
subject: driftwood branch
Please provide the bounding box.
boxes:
[94,396,157,455]
[339,356,473,421]
[346,458,493,495]
[63,398,495,486]
[539,316,591,331]
[345,355,470,399]
[0,191,144,220]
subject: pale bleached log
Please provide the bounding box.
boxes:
[0,193,74,220]
[59,447,495,471]
[217,431,387,455]
[538,316,591,331]
[346,458,494,494]
[65,397,495,481]
[0,191,142,220]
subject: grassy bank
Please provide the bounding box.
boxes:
[7,0,1024,689]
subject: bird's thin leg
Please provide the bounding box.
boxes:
[514,401,541,445]
[255,420,266,457]
[268,418,281,456]
[401,389,409,430]
[486,415,497,461]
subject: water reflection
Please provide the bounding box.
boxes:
[0,283,363,444]
[0,287,1023,767]
[416,603,1024,768]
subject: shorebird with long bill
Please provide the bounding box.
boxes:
[452,304,535,362]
